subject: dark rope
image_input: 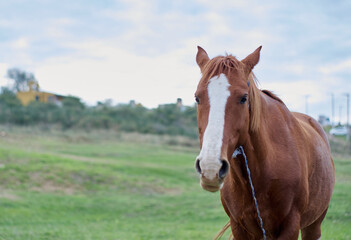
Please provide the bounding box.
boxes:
[234,146,267,240]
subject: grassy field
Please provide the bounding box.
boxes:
[0,126,350,240]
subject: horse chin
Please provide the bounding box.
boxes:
[200,180,224,193]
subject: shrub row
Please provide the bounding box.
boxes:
[0,88,198,138]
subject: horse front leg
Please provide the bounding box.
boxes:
[301,208,328,240]
[229,218,251,240]
[276,209,300,240]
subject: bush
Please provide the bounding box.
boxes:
[0,88,198,138]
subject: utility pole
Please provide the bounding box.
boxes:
[344,93,350,141]
[345,93,350,128]
[331,93,335,126]
[305,95,310,115]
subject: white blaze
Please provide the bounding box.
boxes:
[197,74,230,180]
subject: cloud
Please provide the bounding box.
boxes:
[45,18,78,39]
[0,0,350,123]
[99,0,207,56]
[103,0,155,23]
[0,19,12,28]
[34,39,199,107]
[0,62,9,87]
[261,79,328,113]
[11,37,29,49]
[195,0,274,17]
[319,59,351,75]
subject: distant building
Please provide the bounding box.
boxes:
[16,81,65,106]
[318,115,330,126]
[176,98,186,112]
[129,100,136,107]
[158,98,187,111]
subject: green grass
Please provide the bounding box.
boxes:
[0,127,350,239]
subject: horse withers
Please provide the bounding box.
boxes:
[194,46,335,240]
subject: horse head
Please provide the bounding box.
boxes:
[194,46,262,192]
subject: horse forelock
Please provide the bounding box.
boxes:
[200,55,261,132]
[201,55,243,82]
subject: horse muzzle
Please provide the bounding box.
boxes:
[195,158,229,192]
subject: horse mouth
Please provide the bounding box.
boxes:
[200,180,223,192]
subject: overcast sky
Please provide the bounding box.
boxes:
[0,0,350,123]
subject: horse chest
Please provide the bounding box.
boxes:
[238,209,262,235]
[222,187,262,232]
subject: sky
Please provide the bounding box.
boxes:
[0,0,350,123]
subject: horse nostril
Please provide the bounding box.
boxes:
[195,159,202,175]
[219,160,229,179]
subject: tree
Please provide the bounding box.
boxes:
[7,68,37,92]
[0,87,21,107]
[0,87,22,124]
[60,96,85,129]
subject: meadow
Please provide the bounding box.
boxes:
[0,126,350,240]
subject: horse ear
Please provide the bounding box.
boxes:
[242,46,262,73]
[196,46,210,70]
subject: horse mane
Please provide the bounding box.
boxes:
[262,90,283,103]
[201,55,262,132]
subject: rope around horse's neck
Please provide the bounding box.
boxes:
[235,146,267,240]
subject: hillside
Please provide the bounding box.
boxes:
[0,126,350,239]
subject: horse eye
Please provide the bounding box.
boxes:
[240,96,247,104]
[195,96,200,104]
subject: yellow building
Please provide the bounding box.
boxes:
[16,81,65,106]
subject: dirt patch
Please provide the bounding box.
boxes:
[157,187,182,196]
[0,190,20,201]
[122,180,182,196]
[56,153,114,164]
[29,172,77,195]
[31,180,76,195]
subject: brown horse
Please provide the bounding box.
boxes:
[194,46,335,240]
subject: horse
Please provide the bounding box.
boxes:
[194,46,335,240]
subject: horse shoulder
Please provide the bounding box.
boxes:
[256,101,311,220]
